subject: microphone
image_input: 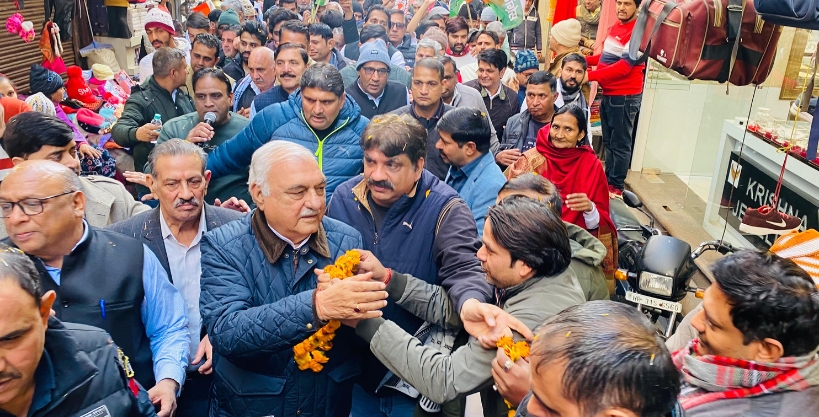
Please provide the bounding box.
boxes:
[203,112,217,126]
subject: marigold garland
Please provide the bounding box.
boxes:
[293,250,361,372]
[496,336,532,417]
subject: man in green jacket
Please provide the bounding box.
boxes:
[337,196,585,416]
[497,173,610,301]
[112,47,195,177]
[157,68,251,204]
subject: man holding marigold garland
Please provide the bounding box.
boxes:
[199,140,388,417]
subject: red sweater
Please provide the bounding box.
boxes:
[587,19,645,96]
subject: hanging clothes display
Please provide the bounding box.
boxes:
[44,0,74,40]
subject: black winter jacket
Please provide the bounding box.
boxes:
[0,318,156,417]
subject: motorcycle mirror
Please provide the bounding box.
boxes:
[622,190,643,209]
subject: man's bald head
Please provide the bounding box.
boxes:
[2,160,82,195]
[248,47,278,92]
[0,160,86,265]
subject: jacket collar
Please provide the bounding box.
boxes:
[479,83,508,101]
[30,318,100,414]
[499,267,572,304]
[251,209,330,264]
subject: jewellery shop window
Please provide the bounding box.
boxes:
[634,27,819,251]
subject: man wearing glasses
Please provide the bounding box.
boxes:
[0,112,150,240]
[0,160,190,417]
[388,9,417,68]
[346,39,410,120]
[157,68,252,205]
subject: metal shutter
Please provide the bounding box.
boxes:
[0,0,77,94]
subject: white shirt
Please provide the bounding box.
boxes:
[268,223,310,250]
[160,209,207,359]
[459,62,515,85]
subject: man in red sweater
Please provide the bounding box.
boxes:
[586,0,644,196]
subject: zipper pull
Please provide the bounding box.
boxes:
[374,232,378,245]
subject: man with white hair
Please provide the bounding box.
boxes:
[221,0,244,20]
[199,141,387,416]
[486,21,511,64]
[414,38,441,63]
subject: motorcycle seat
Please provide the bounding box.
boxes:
[610,197,646,246]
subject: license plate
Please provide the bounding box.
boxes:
[625,292,682,313]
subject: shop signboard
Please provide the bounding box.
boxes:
[719,151,819,250]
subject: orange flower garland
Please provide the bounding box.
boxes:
[496,336,532,417]
[293,250,361,372]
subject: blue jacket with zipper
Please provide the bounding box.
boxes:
[205,90,369,200]
[200,212,365,416]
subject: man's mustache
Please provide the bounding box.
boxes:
[174,197,200,208]
[300,208,320,217]
[0,370,22,381]
[367,177,395,190]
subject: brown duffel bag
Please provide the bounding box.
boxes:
[628,0,782,86]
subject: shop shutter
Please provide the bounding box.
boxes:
[0,0,76,94]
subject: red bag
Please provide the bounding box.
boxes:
[628,0,782,86]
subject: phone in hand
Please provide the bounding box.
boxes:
[498,143,516,151]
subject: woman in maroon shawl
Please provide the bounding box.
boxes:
[505,104,617,280]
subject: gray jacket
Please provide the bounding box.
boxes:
[451,83,500,154]
[106,204,242,281]
[566,222,609,301]
[354,266,585,406]
[507,6,542,50]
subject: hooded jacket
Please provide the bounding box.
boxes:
[205,90,369,200]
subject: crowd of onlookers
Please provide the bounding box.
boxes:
[0,0,817,416]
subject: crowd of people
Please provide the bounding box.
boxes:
[0,0,818,416]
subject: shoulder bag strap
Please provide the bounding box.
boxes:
[629,0,678,64]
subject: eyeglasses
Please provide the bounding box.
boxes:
[361,66,391,76]
[0,190,78,218]
[390,22,406,29]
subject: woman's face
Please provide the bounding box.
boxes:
[0,80,17,99]
[550,112,585,149]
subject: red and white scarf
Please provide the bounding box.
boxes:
[672,339,819,410]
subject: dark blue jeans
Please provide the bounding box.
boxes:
[350,384,417,417]
[601,93,642,190]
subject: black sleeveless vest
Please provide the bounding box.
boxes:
[33,227,156,389]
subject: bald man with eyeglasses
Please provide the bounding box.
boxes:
[0,160,190,417]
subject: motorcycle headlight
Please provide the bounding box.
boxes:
[639,272,674,297]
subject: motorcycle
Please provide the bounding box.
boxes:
[610,191,735,338]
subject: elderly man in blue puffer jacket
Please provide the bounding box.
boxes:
[205,63,369,200]
[201,141,389,417]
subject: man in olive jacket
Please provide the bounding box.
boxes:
[343,197,585,417]
[112,47,195,175]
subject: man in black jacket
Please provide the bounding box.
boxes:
[112,47,195,177]
[0,161,190,417]
[0,249,155,417]
[346,39,409,120]
[390,58,454,180]
[464,49,520,139]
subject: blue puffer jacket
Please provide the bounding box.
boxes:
[205,91,369,200]
[200,212,364,417]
